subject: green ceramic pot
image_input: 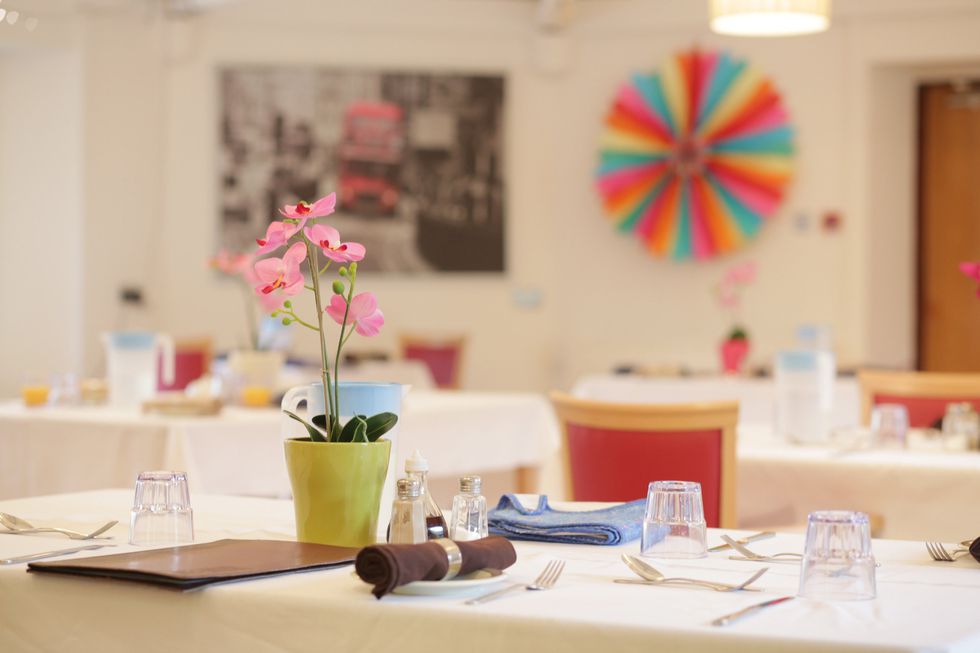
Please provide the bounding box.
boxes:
[284,438,392,547]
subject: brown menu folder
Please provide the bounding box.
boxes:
[27,539,359,590]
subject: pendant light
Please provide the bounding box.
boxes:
[709,0,830,37]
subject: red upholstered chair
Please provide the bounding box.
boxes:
[858,370,980,428]
[399,334,466,390]
[158,339,213,392]
[549,392,738,528]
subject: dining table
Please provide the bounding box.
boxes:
[568,374,980,542]
[1,489,979,653]
[0,390,560,504]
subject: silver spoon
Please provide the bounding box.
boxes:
[617,554,768,592]
[0,513,117,540]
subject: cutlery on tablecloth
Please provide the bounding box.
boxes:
[721,535,803,562]
[465,559,564,605]
[707,531,775,553]
[710,595,795,627]
[925,541,971,562]
[618,554,767,592]
[1,544,117,565]
[0,513,117,540]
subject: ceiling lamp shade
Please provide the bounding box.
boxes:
[710,0,830,37]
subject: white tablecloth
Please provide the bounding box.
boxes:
[0,391,559,500]
[737,428,980,541]
[1,490,979,653]
[572,374,860,428]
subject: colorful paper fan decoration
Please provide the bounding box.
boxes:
[595,48,794,260]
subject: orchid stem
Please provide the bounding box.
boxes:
[334,266,356,422]
[306,245,335,437]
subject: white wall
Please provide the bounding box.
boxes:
[5,0,980,394]
[0,48,83,396]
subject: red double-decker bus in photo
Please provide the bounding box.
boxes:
[338,101,404,215]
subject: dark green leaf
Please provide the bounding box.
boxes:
[338,414,367,443]
[351,416,369,443]
[283,410,327,442]
[365,412,399,442]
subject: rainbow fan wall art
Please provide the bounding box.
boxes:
[595,48,794,260]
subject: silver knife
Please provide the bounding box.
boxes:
[1,544,116,566]
[710,595,795,627]
[708,531,775,553]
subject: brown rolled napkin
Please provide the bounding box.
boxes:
[970,537,980,564]
[356,536,517,599]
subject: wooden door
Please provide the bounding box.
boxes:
[917,83,980,371]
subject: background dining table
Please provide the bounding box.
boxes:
[570,374,980,541]
[0,390,560,505]
[1,490,978,653]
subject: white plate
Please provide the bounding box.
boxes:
[393,568,508,596]
[354,568,509,596]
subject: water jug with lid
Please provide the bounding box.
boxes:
[102,332,175,408]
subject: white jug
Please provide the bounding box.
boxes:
[102,332,175,408]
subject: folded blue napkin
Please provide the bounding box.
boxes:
[488,494,645,546]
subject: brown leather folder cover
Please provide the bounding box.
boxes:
[28,539,358,590]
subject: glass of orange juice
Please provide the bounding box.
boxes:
[21,374,51,407]
[241,385,271,408]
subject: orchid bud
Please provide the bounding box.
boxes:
[338,267,348,277]
[282,317,293,326]
[332,280,345,295]
[349,262,358,274]
[271,310,280,317]
[283,300,292,309]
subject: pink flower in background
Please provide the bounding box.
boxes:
[724,261,757,285]
[717,284,739,309]
[326,292,384,337]
[253,242,307,297]
[279,193,337,221]
[210,249,251,275]
[255,221,304,254]
[960,261,980,297]
[303,224,366,263]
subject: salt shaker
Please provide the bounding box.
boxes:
[388,478,426,544]
[450,475,488,541]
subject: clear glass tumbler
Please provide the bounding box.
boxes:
[870,404,909,449]
[798,510,876,601]
[130,471,194,546]
[640,480,707,559]
[942,402,980,451]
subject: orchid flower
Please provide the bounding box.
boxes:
[279,193,337,221]
[326,292,384,337]
[255,221,304,254]
[303,224,366,263]
[960,261,980,297]
[724,261,757,285]
[253,242,307,297]
[210,249,252,275]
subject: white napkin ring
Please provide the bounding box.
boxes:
[433,539,462,580]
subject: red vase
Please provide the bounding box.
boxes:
[720,338,750,374]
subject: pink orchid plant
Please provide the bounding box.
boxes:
[250,193,396,444]
[960,261,980,298]
[715,261,756,341]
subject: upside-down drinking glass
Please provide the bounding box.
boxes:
[130,471,194,546]
[870,404,908,449]
[798,510,876,601]
[640,480,707,559]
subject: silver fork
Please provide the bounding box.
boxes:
[925,541,971,562]
[722,534,802,563]
[0,513,117,540]
[466,559,565,605]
